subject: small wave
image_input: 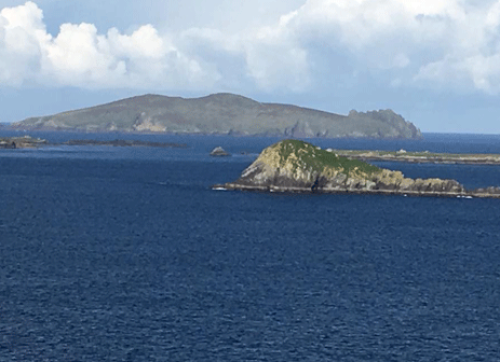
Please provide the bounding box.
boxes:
[214,187,227,191]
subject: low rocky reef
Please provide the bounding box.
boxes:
[0,136,186,149]
[333,149,500,165]
[63,139,186,148]
[213,139,500,198]
[0,136,48,149]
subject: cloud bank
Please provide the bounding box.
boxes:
[0,2,221,89]
[3,1,500,93]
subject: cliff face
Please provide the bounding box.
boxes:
[12,93,422,139]
[220,140,466,196]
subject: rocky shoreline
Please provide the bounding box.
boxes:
[214,139,500,199]
[216,182,500,198]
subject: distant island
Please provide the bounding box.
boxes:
[11,93,422,139]
[214,139,500,198]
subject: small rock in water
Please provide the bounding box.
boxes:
[210,146,231,157]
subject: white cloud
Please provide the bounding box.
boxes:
[251,0,500,93]
[4,0,500,94]
[416,54,500,93]
[240,22,311,91]
[0,1,219,89]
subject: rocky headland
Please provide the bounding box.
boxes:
[11,93,422,139]
[214,139,500,198]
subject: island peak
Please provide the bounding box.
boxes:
[215,139,478,197]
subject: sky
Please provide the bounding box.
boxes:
[2,0,500,133]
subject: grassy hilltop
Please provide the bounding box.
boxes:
[221,139,468,196]
[256,139,381,179]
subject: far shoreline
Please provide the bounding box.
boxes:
[1,124,426,141]
[2,124,500,139]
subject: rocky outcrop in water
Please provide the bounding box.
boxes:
[0,136,48,149]
[214,140,500,198]
[210,146,231,157]
[11,93,422,139]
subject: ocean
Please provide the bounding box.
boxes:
[1,131,500,361]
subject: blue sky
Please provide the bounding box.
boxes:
[1,0,500,133]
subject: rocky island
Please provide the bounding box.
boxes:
[214,139,500,198]
[209,146,231,157]
[11,93,422,139]
[0,135,48,149]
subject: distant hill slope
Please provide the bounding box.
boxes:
[12,93,422,139]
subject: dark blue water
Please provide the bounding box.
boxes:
[1,132,500,361]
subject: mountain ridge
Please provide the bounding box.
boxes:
[12,93,422,139]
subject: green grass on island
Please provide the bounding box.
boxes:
[275,139,381,176]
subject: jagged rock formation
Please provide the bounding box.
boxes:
[209,146,231,157]
[214,140,500,198]
[12,93,422,139]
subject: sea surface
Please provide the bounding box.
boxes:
[1,131,500,361]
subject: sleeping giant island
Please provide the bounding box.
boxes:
[11,93,421,139]
[214,140,500,198]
